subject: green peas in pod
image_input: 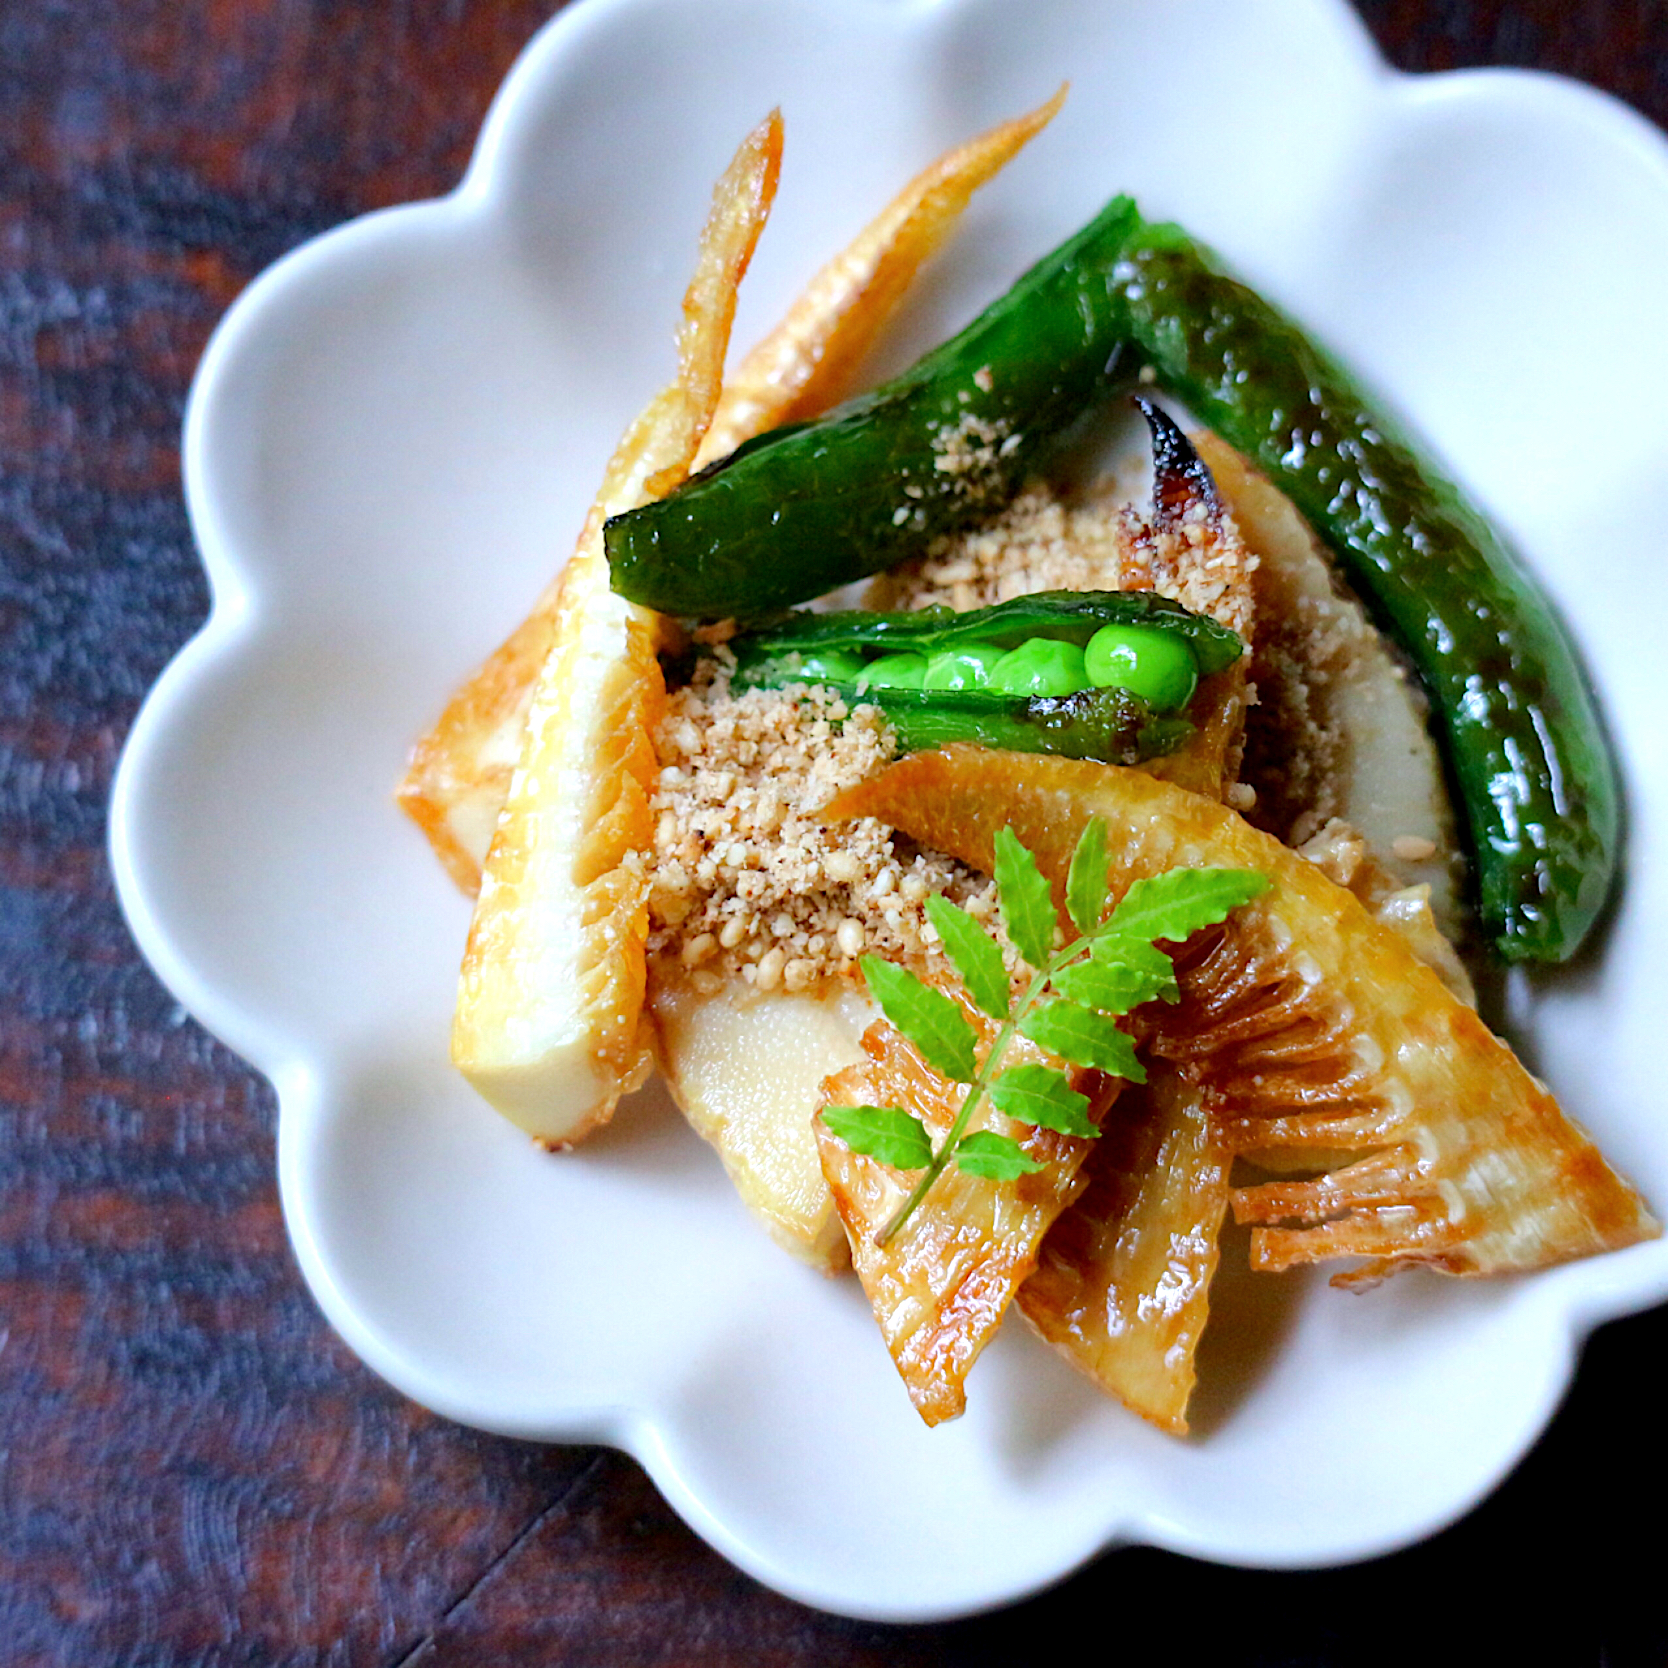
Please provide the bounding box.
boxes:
[922,644,1007,691]
[788,648,867,685]
[1084,623,1199,713]
[858,653,931,690]
[989,639,1088,697]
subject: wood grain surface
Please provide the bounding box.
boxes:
[2,3,1665,1663]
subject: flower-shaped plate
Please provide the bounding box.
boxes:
[111,0,1668,1621]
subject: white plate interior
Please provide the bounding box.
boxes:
[110,0,1668,1622]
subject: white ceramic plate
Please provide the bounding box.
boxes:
[111,0,1668,1622]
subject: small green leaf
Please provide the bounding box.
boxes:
[1021,1000,1146,1081]
[1105,866,1270,946]
[861,955,978,1082]
[994,827,1060,971]
[1089,933,1180,997]
[1052,957,1174,1017]
[988,1063,1096,1137]
[925,894,1010,1020]
[820,1105,934,1170]
[954,1129,1047,1180]
[1066,818,1110,935]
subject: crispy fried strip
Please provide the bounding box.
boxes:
[693,84,1066,467]
[400,91,1063,892]
[1019,1069,1229,1434]
[450,115,781,1144]
[816,993,1118,1426]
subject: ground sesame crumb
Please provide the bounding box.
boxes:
[647,663,1014,992]
[1392,833,1438,862]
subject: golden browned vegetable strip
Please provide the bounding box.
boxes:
[450,114,781,1145]
[692,84,1066,467]
[829,747,1659,1283]
[399,92,1063,892]
[816,993,1119,1425]
[1019,1069,1228,1433]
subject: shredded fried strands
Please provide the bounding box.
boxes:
[816,991,1118,1425]
[830,748,1659,1284]
[400,97,1060,891]
[450,114,781,1144]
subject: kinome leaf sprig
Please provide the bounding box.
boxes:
[820,819,1268,1246]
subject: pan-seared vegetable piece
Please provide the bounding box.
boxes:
[450,115,781,1144]
[399,97,1060,894]
[1107,218,1617,964]
[817,990,1118,1426]
[729,588,1244,676]
[726,588,1242,762]
[831,746,1657,1282]
[604,195,1146,617]
[649,976,871,1272]
[1020,1066,1228,1434]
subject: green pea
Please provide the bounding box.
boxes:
[788,648,866,684]
[859,652,930,690]
[922,644,1006,691]
[1083,624,1198,713]
[989,639,1088,697]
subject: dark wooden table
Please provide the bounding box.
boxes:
[4,3,1665,1662]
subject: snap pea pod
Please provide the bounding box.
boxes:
[726,590,1225,763]
[1105,217,1617,963]
[604,196,1144,617]
[729,589,1244,682]
[740,674,1189,766]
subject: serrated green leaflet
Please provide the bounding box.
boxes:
[1021,1000,1146,1081]
[1066,818,1110,935]
[1106,866,1270,944]
[925,894,1009,1020]
[828,829,1268,1247]
[994,826,1059,970]
[954,1129,1046,1180]
[1052,957,1173,1017]
[861,955,979,1082]
[819,1105,933,1170]
[1089,933,1180,995]
[988,1063,1096,1137]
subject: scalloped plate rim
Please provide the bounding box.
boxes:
[109,0,1668,1621]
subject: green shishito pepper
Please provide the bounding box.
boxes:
[610,194,1616,964]
[1105,221,1618,966]
[606,195,1145,619]
[727,590,1240,765]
